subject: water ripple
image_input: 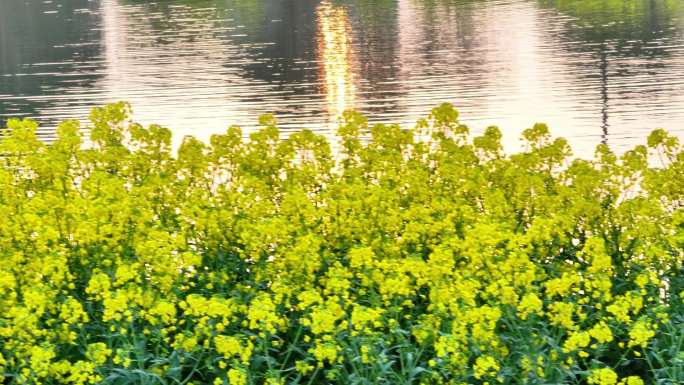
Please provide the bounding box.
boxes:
[0,0,683,156]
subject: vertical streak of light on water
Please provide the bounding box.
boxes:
[316,1,357,131]
[101,0,125,105]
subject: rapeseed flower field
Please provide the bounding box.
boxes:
[0,103,683,384]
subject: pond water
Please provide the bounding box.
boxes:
[1,0,683,156]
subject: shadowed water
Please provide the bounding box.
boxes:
[1,0,683,155]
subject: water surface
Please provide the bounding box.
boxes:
[1,0,683,155]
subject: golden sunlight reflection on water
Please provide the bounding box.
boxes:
[317,1,357,125]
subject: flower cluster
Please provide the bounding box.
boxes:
[0,102,683,384]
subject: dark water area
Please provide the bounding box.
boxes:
[1,0,683,156]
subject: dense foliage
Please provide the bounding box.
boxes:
[1,103,683,385]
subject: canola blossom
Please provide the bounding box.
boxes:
[0,102,683,384]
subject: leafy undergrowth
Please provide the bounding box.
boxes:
[0,102,683,385]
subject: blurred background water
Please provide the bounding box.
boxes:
[1,0,683,156]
